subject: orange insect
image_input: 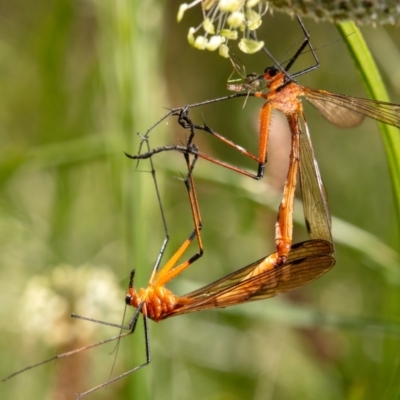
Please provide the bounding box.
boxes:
[83,102,336,395]
[83,147,334,396]
[129,16,399,266]
[2,120,335,398]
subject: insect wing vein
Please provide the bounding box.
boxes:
[304,88,400,128]
[299,113,333,244]
[164,240,334,317]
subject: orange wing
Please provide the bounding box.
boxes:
[162,239,334,319]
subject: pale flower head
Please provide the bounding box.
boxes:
[177,0,269,57]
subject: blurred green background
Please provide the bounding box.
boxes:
[1,1,400,400]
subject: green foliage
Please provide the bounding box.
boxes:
[1,2,399,400]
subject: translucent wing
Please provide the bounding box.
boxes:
[298,111,333,244]
[303,87,400,129]
[163,239,334,318]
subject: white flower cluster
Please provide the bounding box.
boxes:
[177,0,269,57]
[19,264,123,346]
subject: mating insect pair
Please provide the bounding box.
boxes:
[1,125,334,398]
[3,14,400,398]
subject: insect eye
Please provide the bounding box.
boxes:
[264,66,278,77]
[125,294,133,305]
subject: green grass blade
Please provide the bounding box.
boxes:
[336,21,400,234]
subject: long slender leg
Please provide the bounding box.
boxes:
[143,117,205,286]
[274,112,301,263]
[154,149,204,286]
[78,141,206,397]
[128,108,268,180]
[76,314,151,398]
[289,15,320,79]
[180,100,271,179]
[257,101,272,177]
[178,109,260,163]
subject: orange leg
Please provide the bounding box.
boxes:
[274,112,300,263]
[125,149,205,319]
[257,100,272,176]
[129,107,270,180]
[153,151,204,287]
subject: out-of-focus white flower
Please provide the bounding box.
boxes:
[227,11,245,28]
[219,44,230,58]
[246,0,261,8]
[177,0,269,56]
[206,35,226,51]
[246,8,263,30]
[203,17,216,34]
[238,38,265,53]
[188,27,196,45]
[218,0,243,12]
[220,29,239,40]
[177,3,189,22]
[18,264,123,347]
[194,35,208,50]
